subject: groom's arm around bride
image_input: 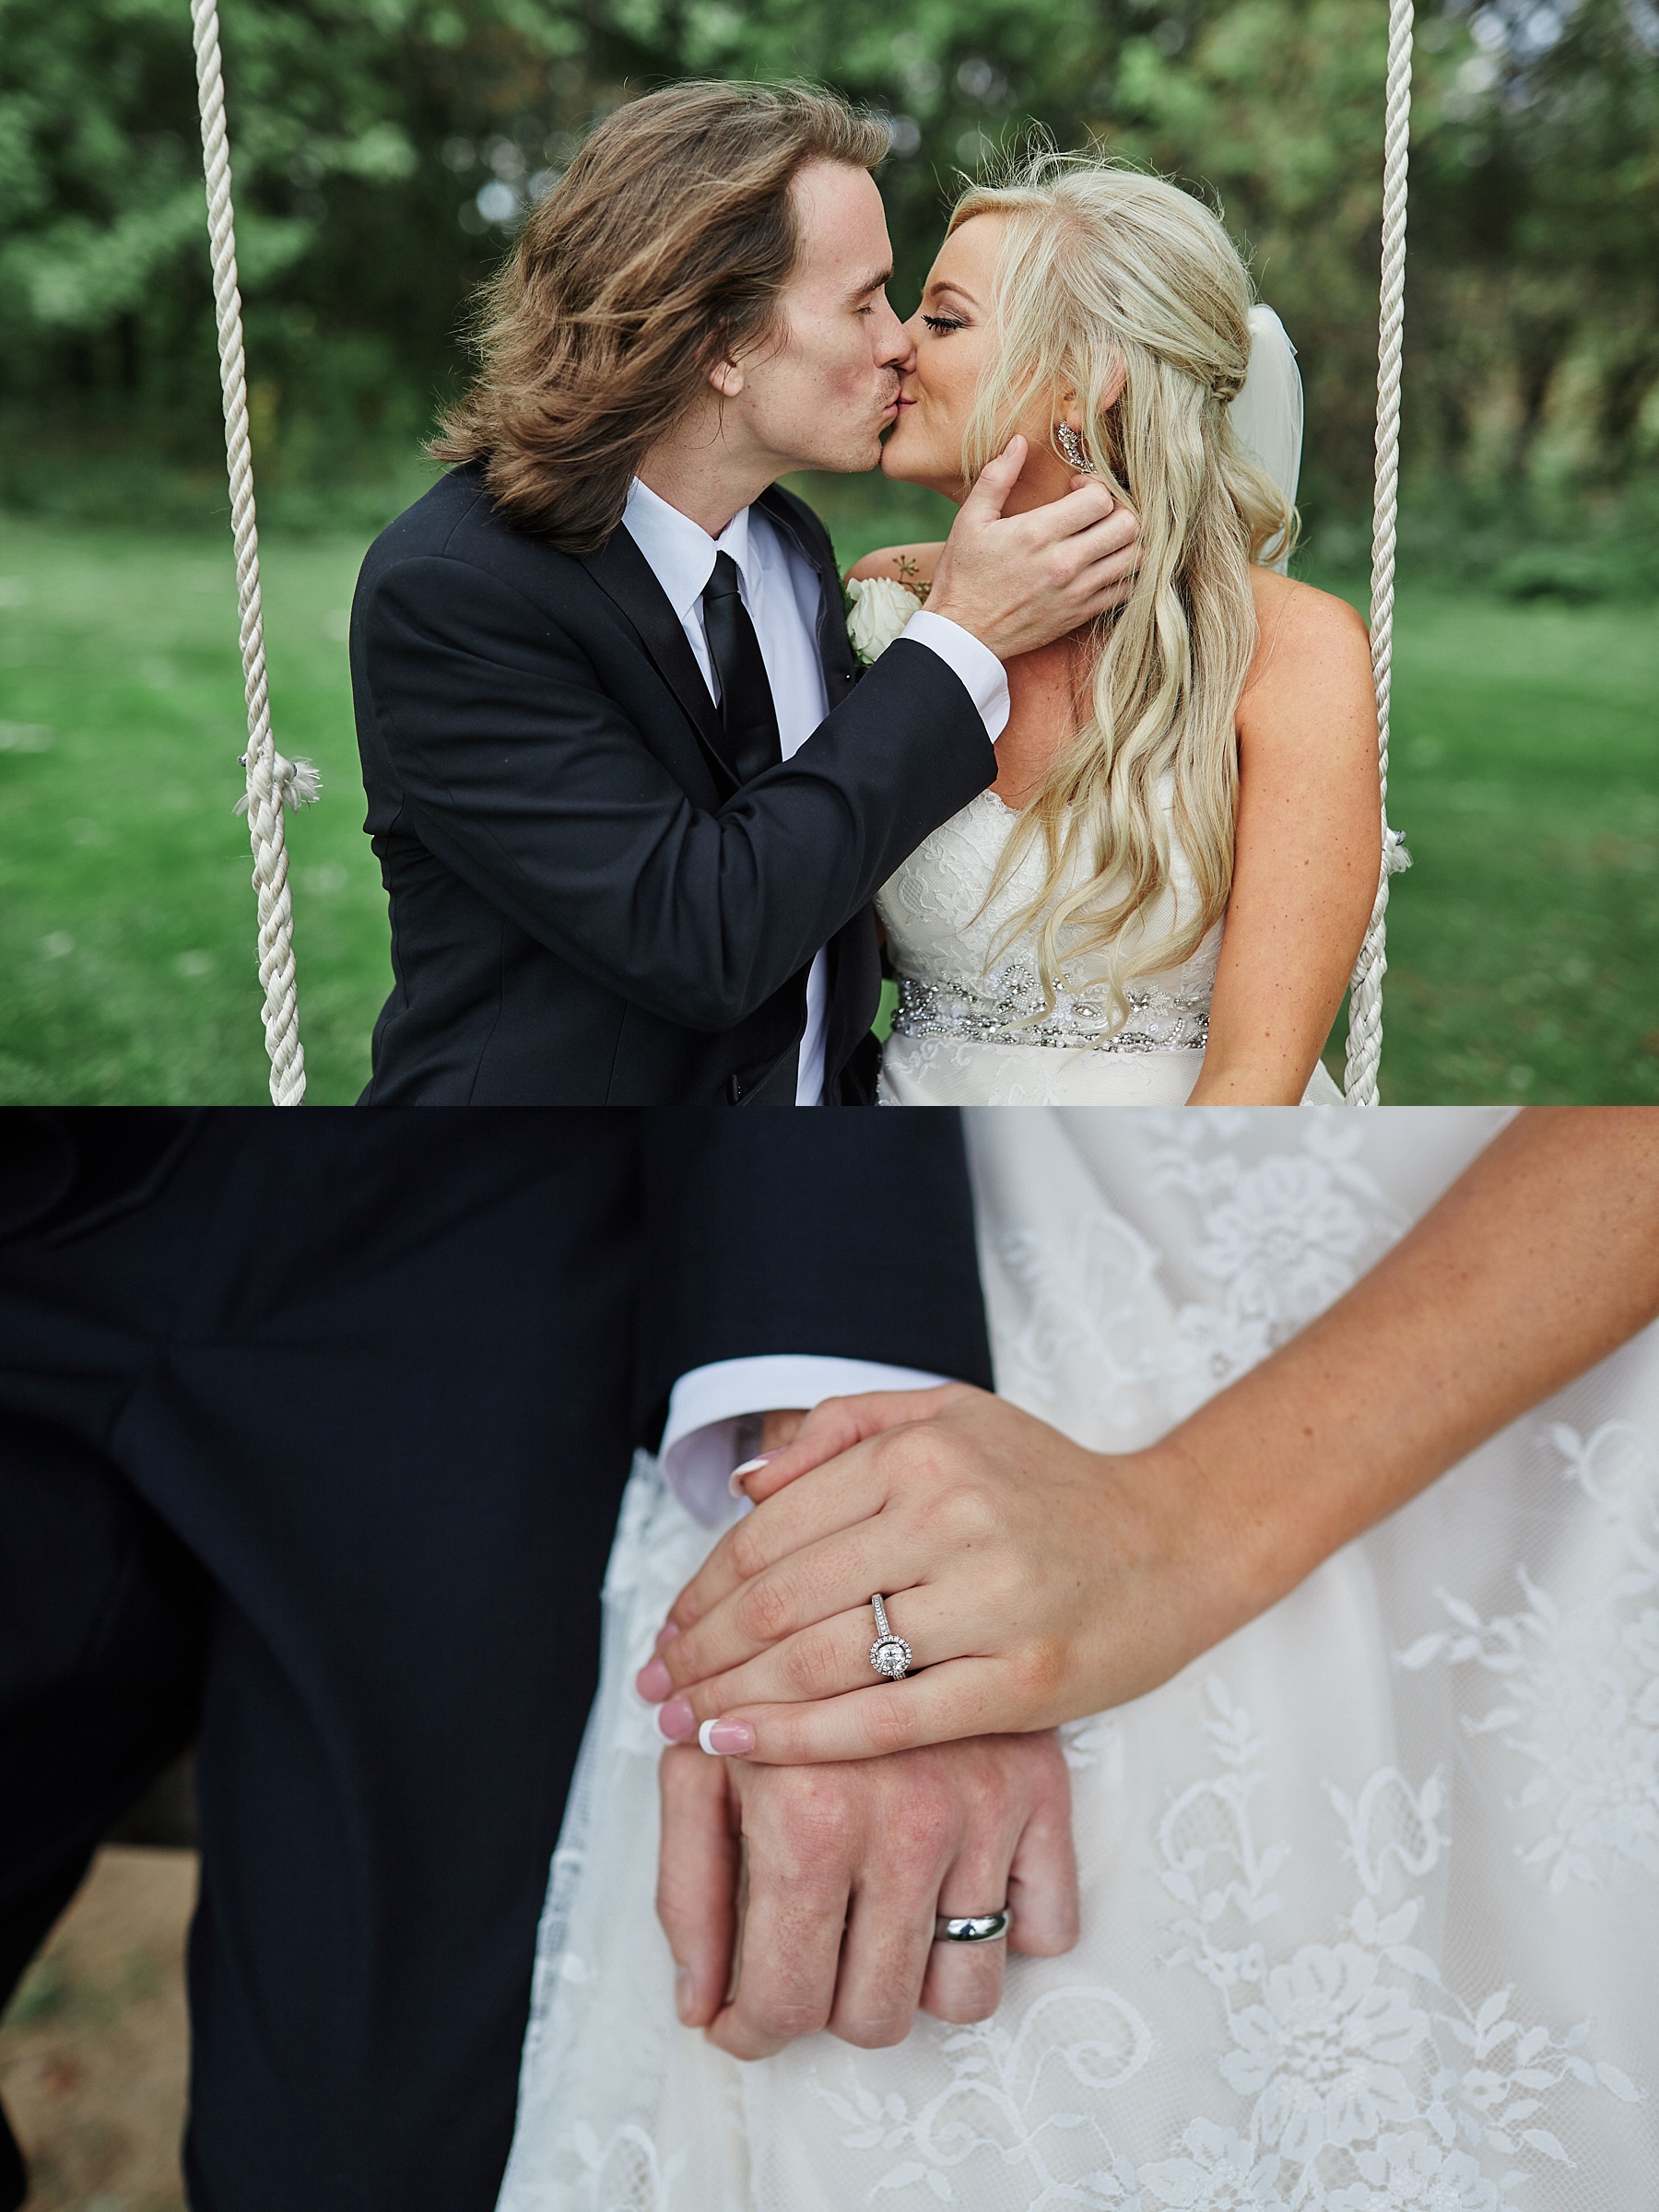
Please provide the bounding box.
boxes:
[351,82,1137,1105]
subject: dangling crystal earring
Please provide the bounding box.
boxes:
[1055,421,1088,471]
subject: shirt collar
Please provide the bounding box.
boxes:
[623,478,754,623]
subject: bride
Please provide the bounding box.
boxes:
[848,159,1383,1106]
[499,1107,1659,2210]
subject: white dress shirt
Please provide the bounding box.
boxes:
[621,478,1009,1104]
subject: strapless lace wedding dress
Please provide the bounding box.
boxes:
[877,787,1344,1106]
[497,1110,1659,2212]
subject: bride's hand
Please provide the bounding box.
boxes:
[639,1387,1244,1763]
[646,1112,1659,1765]
[735,1386,965,1501]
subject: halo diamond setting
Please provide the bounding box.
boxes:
[868,1595,912,1680]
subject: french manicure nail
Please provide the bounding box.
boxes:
[655,1622,680,1650]
[675,1964,694,2023]
[636,1656,672,1702]
[729,1449,784,1497]
[698,1717,757,1757]
[658,1698,697,1742]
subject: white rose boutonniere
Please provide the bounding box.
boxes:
[845,574,925,666]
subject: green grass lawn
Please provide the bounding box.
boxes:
[2,501,1654,1103]
[0,517,383,1104]
[1357,593,1659,1102]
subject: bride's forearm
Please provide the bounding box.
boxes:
[1184,1003,1343,1104]
[1166,1107,1659,1636]
[645,1111,1659,1765]
[1183,1054,1309,1106]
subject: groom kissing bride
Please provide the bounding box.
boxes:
[351,81,1143,1105]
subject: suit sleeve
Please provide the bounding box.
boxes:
[634,1112,993,1452]
[359,555,994,1032]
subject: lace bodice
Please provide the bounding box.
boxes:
[877,786,1220,1055]
[872,783,1261,1105]
[500,1108,1659,2211]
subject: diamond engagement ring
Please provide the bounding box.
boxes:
[935,1911,1011,1943]
[868,1594,912,1680]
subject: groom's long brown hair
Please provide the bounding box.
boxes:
[432,82,889,552]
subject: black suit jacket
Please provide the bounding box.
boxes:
[0,1106,992,2212]
[351,466,996,1105]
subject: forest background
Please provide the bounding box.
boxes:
[1,0,1656,1107]
[6,0,1656,563]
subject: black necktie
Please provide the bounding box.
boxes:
[700,552,782,784]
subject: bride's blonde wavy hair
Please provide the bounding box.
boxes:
[953,154,1297,1021]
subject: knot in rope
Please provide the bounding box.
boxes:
[235,752,322,815]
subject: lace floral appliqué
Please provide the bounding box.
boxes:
[1399,1420,1659,1893]
[815,1677,1637,2208]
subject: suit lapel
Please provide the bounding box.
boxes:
[754,488,883,1095]
[756,486,859,705]
[580,528,740,795]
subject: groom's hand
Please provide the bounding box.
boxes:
[926,437,1140,660]
[656,1729,1077,2060]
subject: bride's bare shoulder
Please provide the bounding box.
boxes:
[1236,567,1378,804]
[1247,566,1371,652]
[1242,568,1372,705]
[843,541,947,590]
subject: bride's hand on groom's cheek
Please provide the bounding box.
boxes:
[644,1391,1240,1763]
[655,1730,1077,2059]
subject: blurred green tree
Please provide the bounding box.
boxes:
[0,0,1653,525]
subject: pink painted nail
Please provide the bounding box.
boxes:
[698,1717,756,1757]
[729,1449,785,1498]
[657,1698,697,1742]
[655,1623,680,1650]
[636,1656,673,1702]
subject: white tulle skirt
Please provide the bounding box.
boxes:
[498,1110,1659,2212]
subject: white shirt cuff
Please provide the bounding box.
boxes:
[901,609,1010,742]
[661,1355,954,1526]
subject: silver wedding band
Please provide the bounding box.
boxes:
[934,1911,1010,1943]
[868,1594,912,1680]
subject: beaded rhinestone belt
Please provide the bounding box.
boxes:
[890,976,1210,1054]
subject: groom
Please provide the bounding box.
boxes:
[0,1111,1076,2212]
[351,81,1138,1103]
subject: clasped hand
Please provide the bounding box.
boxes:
[659,1730,1077,2057]
[641,1386,1240,1764]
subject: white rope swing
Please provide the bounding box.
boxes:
[190,2,1414,1109]
[1347,0,1417,1106]
[191,0,311,1104]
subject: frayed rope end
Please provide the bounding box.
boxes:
[235,752,323,817]
[1382,824,1410,875]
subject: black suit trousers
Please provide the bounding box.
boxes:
[0,1112,991,2212]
